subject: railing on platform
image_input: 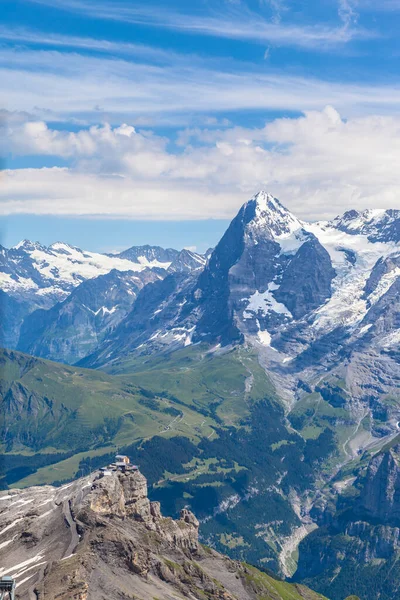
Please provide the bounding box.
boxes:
[0,576,16,600]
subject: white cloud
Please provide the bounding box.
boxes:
[260,0,288,23]
[2,107,400,221]
[2,121,169,172]
[0,168,242,220]
[0,26,193,64]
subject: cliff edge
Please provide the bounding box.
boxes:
[0,469,326,600]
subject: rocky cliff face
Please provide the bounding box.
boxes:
[294,444,400,600]
[357,445,400,524]
[78,469,200,555]
[0,290,30,349]
[0,470,326,600]
[17,268,164,364]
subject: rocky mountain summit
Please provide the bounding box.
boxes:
[74,193,400,448]
[79,191,399,365]
[112,244,179,264]
[0,469,326,600]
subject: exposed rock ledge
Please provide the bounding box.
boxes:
[0,470,325,600]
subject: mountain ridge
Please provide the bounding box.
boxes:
[0,241,205,349]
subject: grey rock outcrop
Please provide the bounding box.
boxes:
[0,469,201,600]
[0,470,325,600]
[77,470,200,551]
[357,445,400,525]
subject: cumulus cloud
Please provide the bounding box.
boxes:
[2,120,170,176]
[2,106,400,221]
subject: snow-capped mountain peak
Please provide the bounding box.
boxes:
[1,241,180,313]
[48,241,83,254]
[167,248,206,273]
[13,239,46,252]
[329,207,400,243]
[95,193,399,361]
[0,239,208,349]
[246,190,303,239]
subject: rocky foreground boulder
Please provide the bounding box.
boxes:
[0,469,326,600]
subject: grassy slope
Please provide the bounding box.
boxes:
[106,344,277,424]
[10,446,116,488]
[2,350,216,437]
[0,345,272,487]
[241,564,328,600]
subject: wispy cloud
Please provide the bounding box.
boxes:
[2,46,400,125]
[338,0,358,29]
[0,26,189,64]
[25,0,374,50]
[258,0,288,23]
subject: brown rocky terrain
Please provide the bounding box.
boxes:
[0,469,327,600]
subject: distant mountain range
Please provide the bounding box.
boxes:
[6,193,399,373]
[0,240,205,350]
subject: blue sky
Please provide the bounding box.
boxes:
[1,0,400,252]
